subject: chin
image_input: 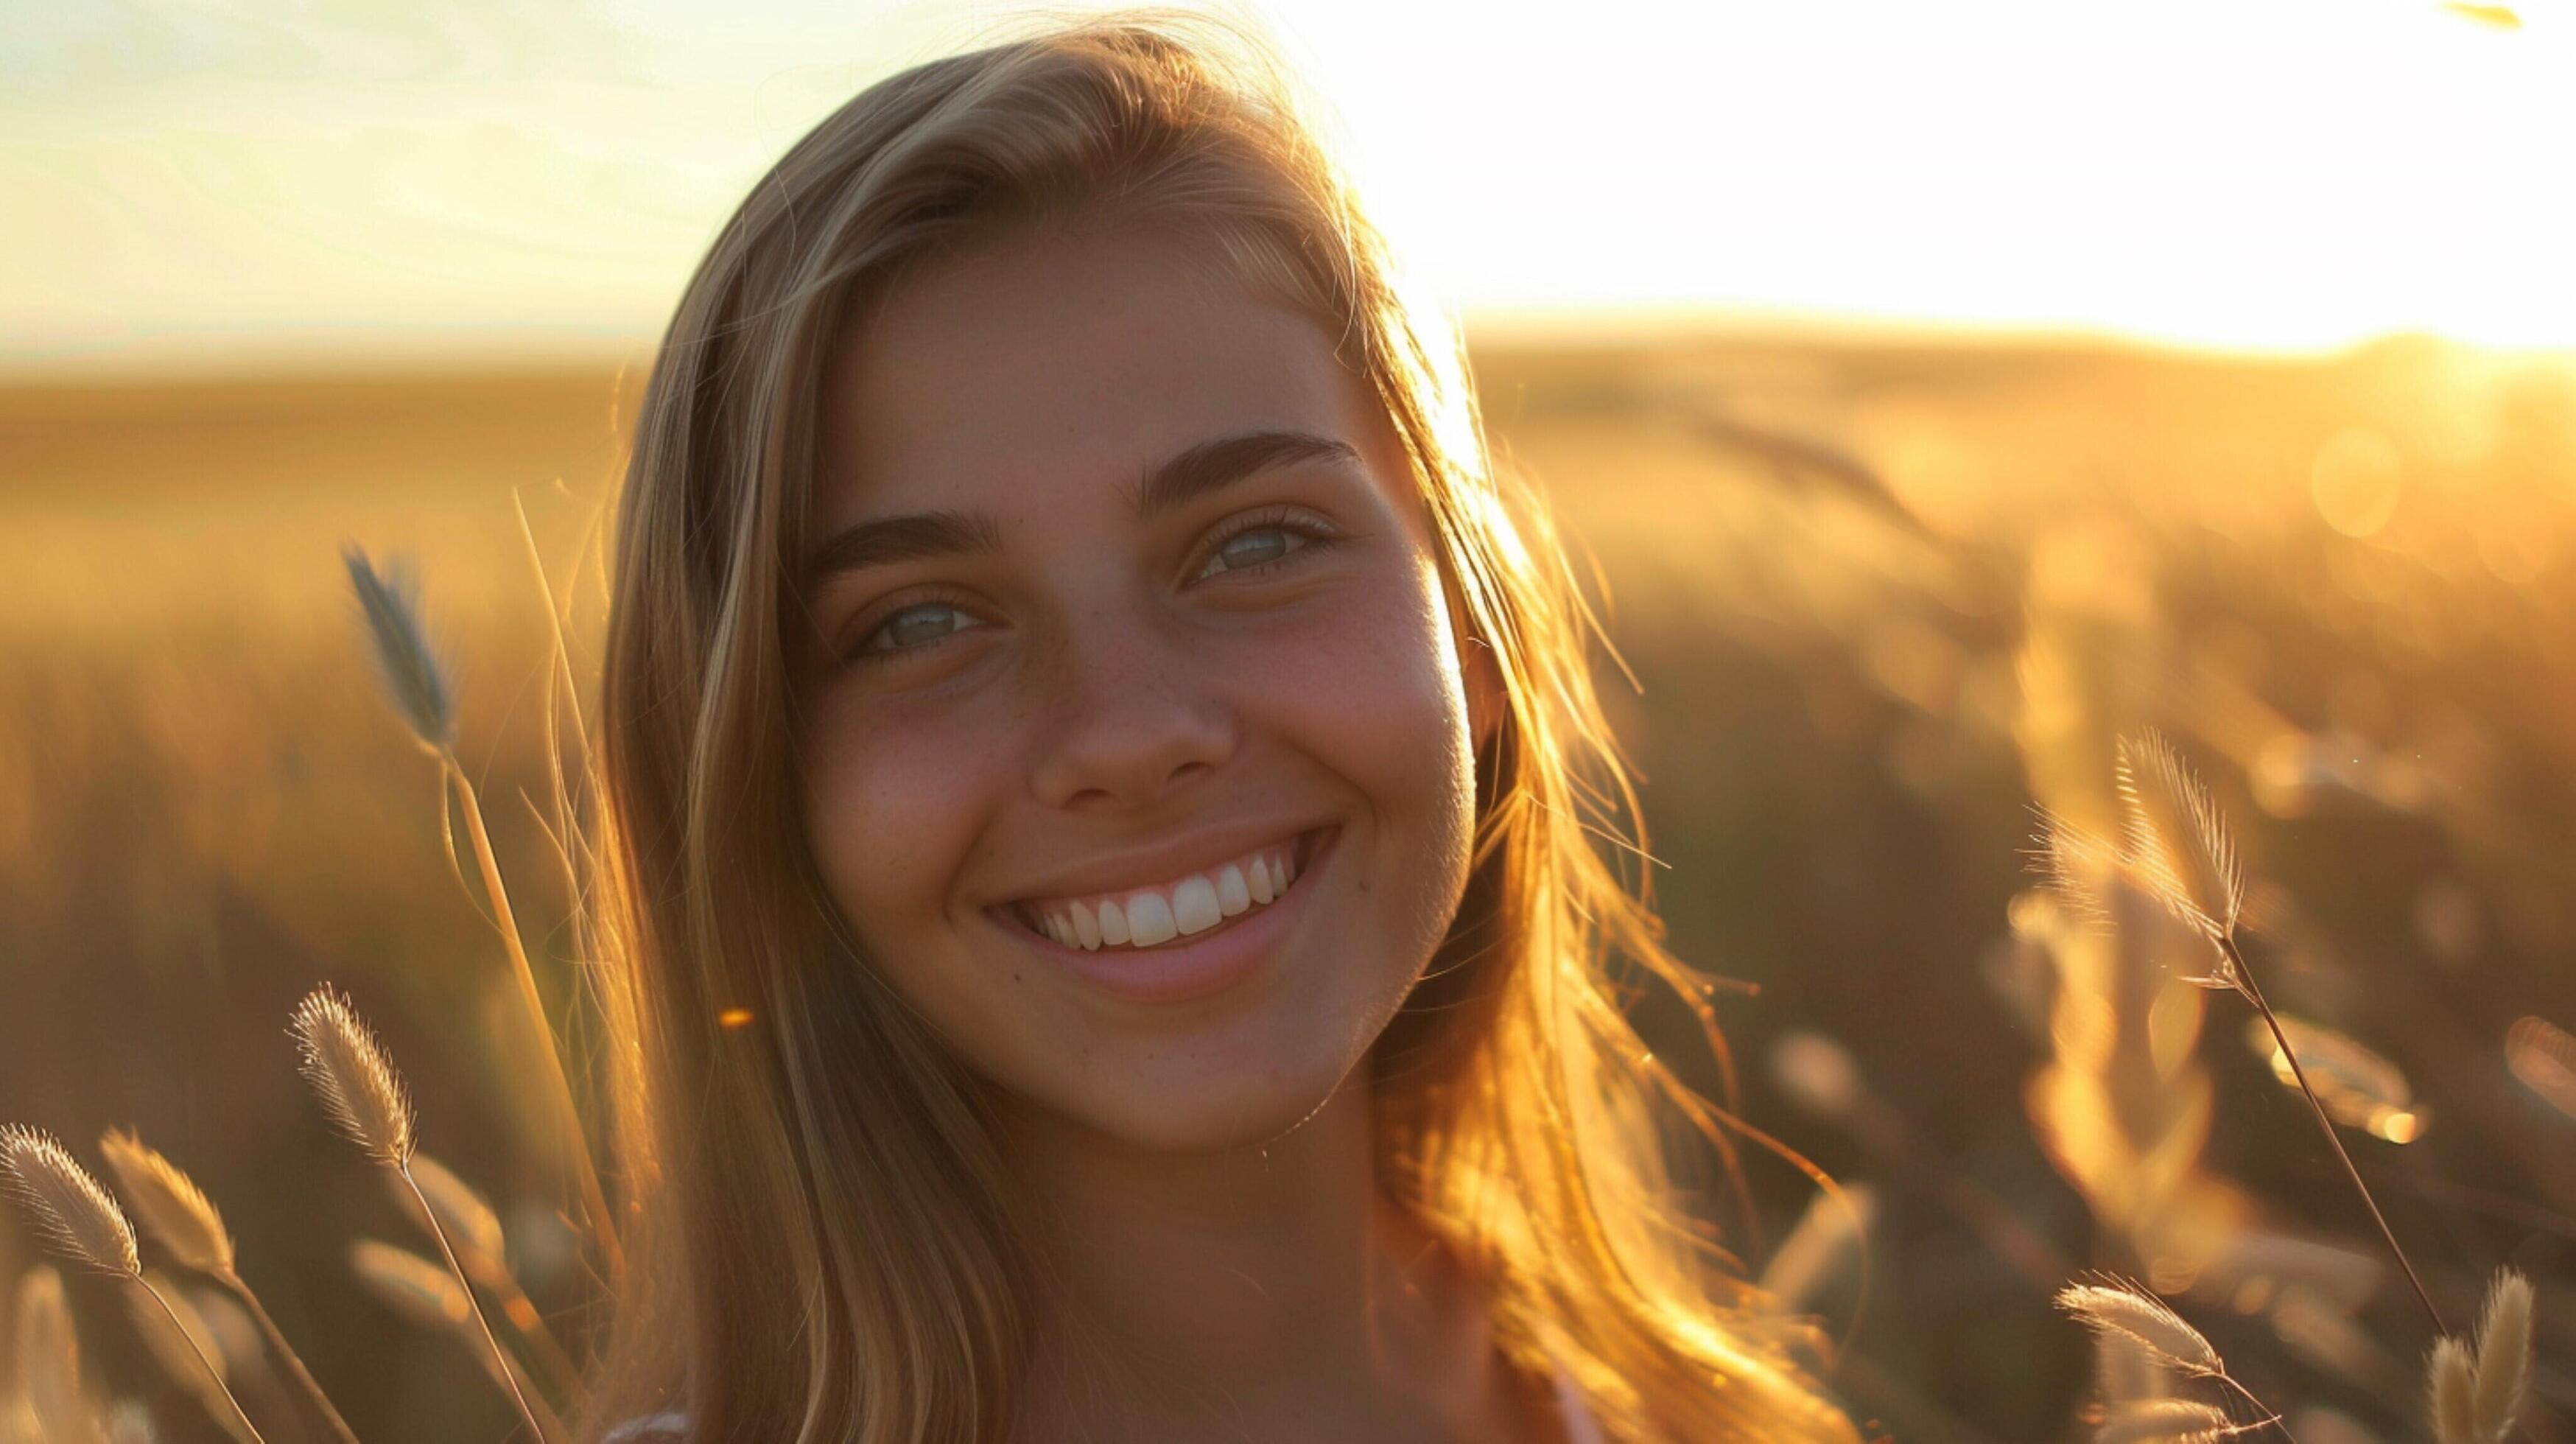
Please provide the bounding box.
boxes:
[1042,1029,1375,1156]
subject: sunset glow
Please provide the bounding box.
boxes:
[4,0,2570,374]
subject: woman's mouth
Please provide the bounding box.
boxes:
[1005,827,1330,952]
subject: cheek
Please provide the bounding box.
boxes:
[800,695,1011,948]
[1260,561,1480,914]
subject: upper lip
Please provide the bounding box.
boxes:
[986,819,1324,906]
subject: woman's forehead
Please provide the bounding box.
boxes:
[814,222,1383,526]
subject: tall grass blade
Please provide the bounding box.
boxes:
[341,542,622,1277]
[443,757,625,1279]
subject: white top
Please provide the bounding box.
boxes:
[1551,1358,1610,1444]
[605,1367,1604,1441]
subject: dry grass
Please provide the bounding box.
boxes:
[0,1128,138,1279]
[289,985,557,1443]
[2425,1269,2535,1444]
[4,339,2574,1437]
[0,1127,266,1440]
[2040,729,2451,1334]
[289,986,417,1168]
[97,1127,234,1275]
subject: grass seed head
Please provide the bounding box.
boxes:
[2471,1269,2534,1443]
[2056,1278,2223,1378]
[2116,730,2246,945]
[343,544,455,751]
[289,986,417,1168]
[98,1129,234,1275]
[0,1126,140,1278]
[2428,1334,2479,1444]
[349,1238,472,1331]
[2031,806,2120,930]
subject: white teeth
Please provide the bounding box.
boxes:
[1125,892,1177,947]
[1019,833,1321,952]
[1172,876,1221,935]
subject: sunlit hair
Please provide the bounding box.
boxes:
[582,8,1859,1440]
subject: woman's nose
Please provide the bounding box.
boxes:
[1025,608,1239,813]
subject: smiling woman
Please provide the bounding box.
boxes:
[580,10,1859,1442]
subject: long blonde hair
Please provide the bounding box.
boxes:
[583,10,1859,1440]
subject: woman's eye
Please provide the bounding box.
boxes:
[854,603,980,661]
[1196,526,1308,580]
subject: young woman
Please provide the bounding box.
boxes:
[583,10,1859,1440]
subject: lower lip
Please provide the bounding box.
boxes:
[993,827,1337,1006]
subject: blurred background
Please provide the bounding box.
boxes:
[4,1,2573,1439]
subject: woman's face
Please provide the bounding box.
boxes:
[799,220,1492,1152]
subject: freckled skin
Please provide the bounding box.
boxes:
[797,221,1490,1152]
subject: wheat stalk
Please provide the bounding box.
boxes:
[343,545,623,1281]
[289,986,553,1442]
[0,1126,267,1442]
[99,1129,360,1444]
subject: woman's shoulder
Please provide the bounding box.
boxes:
[600,1370,1602,1443]
[1549,1356,1609,1444]
[600,1411,691,1443]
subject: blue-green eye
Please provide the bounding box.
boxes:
[857,603,979,661]
[1196,526,1308,580]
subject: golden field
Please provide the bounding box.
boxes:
[2,334,2573,1440]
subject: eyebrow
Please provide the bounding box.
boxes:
[803,428,1361,586]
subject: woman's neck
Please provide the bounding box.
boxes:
[993,1077,1550,1443]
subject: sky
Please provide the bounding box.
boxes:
[4,0,2572,375]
